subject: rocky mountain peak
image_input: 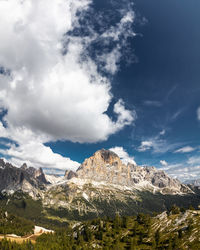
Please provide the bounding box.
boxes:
[0,160,49,198]
[21,163,28,170]
[94,149,120,164]
[65,170,77,180]
[26,167,48,184]
[0,159,5,168]
[72,150,192,194]
[77,149,122,172]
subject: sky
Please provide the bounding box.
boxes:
[0,0,200,181]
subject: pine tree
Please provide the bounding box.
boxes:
[155,229,160,247]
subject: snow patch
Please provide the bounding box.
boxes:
[6,234,21,238]
[82,192,89,201]
[34,226,54,234]
[68,177,133,191]
[45,174,64,184]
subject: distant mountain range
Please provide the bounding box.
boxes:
[184,179,200,187]
[0,149,200,223]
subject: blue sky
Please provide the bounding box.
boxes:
[0,0,200,181]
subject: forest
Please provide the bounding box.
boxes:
[0,205,200,249]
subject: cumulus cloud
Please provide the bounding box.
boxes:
[174,146,195,153]
[109,146,136,165]
[160,160,168,167]
[0,124,80,171]
[0,0,136,171]
[0,141,80,171]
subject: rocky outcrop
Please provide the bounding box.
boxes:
[75,149,191,194]
[25,166,48,184]
[0,159,47,197]
[65,170,77,180]
[0,152,196,222]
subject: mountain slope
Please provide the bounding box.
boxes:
[2,207,200,249]
[42,149,197,221]
[0,150,200,223]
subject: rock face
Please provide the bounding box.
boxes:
[0,159,47,197]
[0,151,197,222]
[75,149,190,194]
[65,170,77,180]
[25,166,48,184]
[0,150,190,196]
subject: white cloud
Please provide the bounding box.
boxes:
[0,124,80,171]
[165,163,200,182]
[0,0,136,171]
[174,146,195,153]
[99,11,135,74]
[0,141,80,171]
[138,141,153,152]
[137,136,181,154]
[160,160,168,167]
[159,129,166,136]
[187,156,200,166]
[197,107,200,120]
[109,146,136,165]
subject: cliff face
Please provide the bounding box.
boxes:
[0,151,197,222]
[74,149,190,194]
[0,159,47,197]
[0,150,192,198]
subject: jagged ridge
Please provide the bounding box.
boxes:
[66,149,191,194]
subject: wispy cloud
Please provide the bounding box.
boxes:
[164,163,200,182]
[159,129,166,136]
[138,141,153,152]
[187,156,200,166]
[137,136,181,154]
[143,100,162,107]
[171,108,185,121]
[197,107,200,120]
[164,85,177,102]
[174,146,196,153]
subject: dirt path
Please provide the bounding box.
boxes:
[0,226,54,244]
[0,234,36,244]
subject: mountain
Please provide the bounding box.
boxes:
[184,179,200,187]
[73,149,190,194]
[0,150,200,224]
[0,159,47,198]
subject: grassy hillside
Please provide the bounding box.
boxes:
[1,189,200,226]
[0,208,34,236]
[0,192,69,229]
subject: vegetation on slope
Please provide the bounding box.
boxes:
[0,208,34,236]
[0,192,69,229]
[1,206,200,249]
